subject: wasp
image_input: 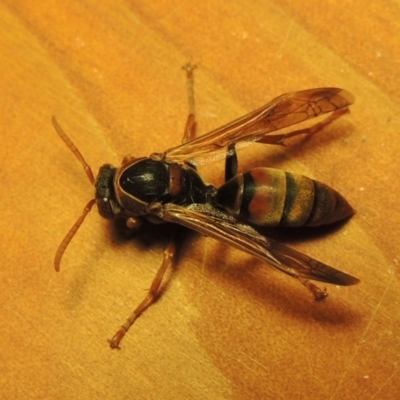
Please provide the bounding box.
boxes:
[53,64,359,349]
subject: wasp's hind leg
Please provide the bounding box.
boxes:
[225,144,238,182]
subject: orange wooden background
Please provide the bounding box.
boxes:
[1,1,399,399]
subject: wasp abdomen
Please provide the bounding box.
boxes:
[216,167,354,227]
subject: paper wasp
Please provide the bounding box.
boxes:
[53,64,359,349]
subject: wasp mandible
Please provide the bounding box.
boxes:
[53,64,359,349]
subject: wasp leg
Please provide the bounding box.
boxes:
[298,277,328,301]
[258,107,350,146]
[181,63,198,144]
[109,65,199,349]
[225,144,238,182]
[108,231,180,349]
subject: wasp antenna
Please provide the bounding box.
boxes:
[52,116,95,185]
[54,199,96,272]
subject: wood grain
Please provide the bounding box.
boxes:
[1,1,399,399]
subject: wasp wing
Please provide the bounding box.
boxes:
[158,203,359,286]
[163,88,354,163]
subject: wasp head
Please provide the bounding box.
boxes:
[95,164,124,219]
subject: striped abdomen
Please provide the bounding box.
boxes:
[216,168,354,227]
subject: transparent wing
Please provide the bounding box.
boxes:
[163,88,354,163]
[157,203,359,286]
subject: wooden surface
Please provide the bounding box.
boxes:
[1,1,399,399]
